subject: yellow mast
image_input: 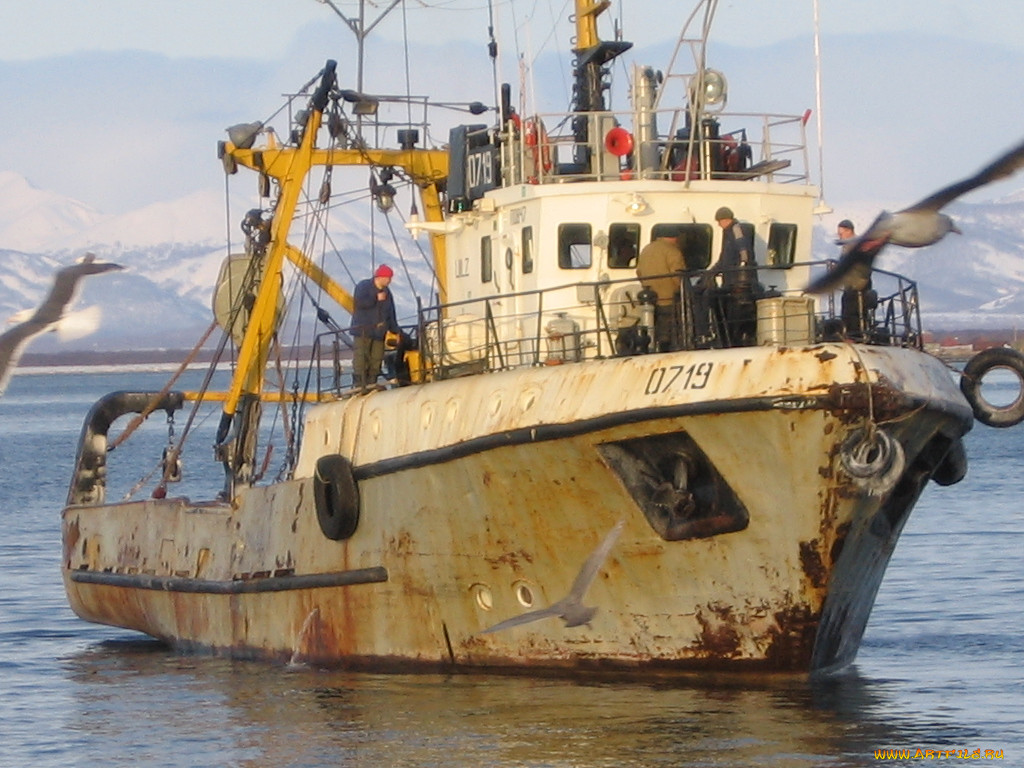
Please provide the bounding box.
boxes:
[574,0,610,51]
[218,62,449,419]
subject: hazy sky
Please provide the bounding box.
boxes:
[4,0,1024,62]
[3,0,1024,218]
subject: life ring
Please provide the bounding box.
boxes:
[960,347,1024,428]
[604,126,634,157]
[523,117,552,181]
[313,454,360,540]
[839,427,905,497]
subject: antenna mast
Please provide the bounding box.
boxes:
[812,0,832,213]
[317,0,403,93]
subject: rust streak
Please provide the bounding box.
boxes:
[765,604,818,669]
[693,604,741,658]
[799,539,828,589]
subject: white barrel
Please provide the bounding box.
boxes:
[756,296,815,346]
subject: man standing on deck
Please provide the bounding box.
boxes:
[835,218,877,340]
[351,264,400,391]
[694,207,759,346]
[711,207,755,285]
[636,233,686,351]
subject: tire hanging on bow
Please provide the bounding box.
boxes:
[313,454,360,540]
[839,426,905,497]
[959,346,1024,428]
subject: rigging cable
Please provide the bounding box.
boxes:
[378,190,429,326]
[222,172,240,371]
[108,319,219,454]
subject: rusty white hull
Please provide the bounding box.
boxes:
[62,344,972,674]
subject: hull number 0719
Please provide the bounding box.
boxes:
[644,362,714,395]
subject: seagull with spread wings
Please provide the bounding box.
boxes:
[806,137,1024,294]
[0,254,123,396]
[480,519,625,634]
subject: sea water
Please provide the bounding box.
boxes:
[1,368,1021,767]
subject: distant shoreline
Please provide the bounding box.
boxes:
[18,330,1020,371]
[17,345,349,373]
[20,348,220,369]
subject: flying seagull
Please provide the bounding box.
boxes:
[480,519,625,634]
[806,137,1024,294]
[0,254,123,396]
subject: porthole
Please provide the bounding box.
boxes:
[472,583,493,611]
[514,581,535,608]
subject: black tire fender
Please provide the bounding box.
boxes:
[960,347,1024,428]
[838,427,905,497]
[313,454,360,540]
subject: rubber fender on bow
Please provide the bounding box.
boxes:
[839,427,905,497]
[930,436,968,487]
[313,454,360,540]
[960,347,1024,428]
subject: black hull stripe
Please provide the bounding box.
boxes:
[70,566,388,594]
[352,394,966,479]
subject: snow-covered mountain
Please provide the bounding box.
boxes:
[3,171,1024,353]
[1,172,226,350]
[3,19,1024,352]
[0,172,108,252]
[812,192,1024,329]
[0,172,427,352]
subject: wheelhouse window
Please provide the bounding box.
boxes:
[481,236,493,282]
[651,223,713,270]
[766,223,797,267]
[558,223,592,269]
[607,223,640,269]
[522,226,534,274]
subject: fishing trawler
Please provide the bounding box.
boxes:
[60,0,1020,675]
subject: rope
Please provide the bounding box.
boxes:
[108,319,218,452]
[846,341,876,437]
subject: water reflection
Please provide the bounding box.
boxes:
[61,640,983,768]
[6,372,1019,767]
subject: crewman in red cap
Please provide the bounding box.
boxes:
[350,264,400,390]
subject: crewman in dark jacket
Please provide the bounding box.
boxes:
[351,264,400,390]
[694,207,759,346]
[835,219,877,340]
[712,206,755,286]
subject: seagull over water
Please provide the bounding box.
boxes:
[806,137,1024,294]
[480,519,625,634]
[0,254,123,396]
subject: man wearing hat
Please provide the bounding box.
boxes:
[711,206,755,285]
[693,207,759,345]
[351,264,400,390]
[835,219,877,339]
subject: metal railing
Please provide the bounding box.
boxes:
[502,107,810,187]
[309,262,921,395]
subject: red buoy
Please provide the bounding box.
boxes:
[604,126,634,157]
